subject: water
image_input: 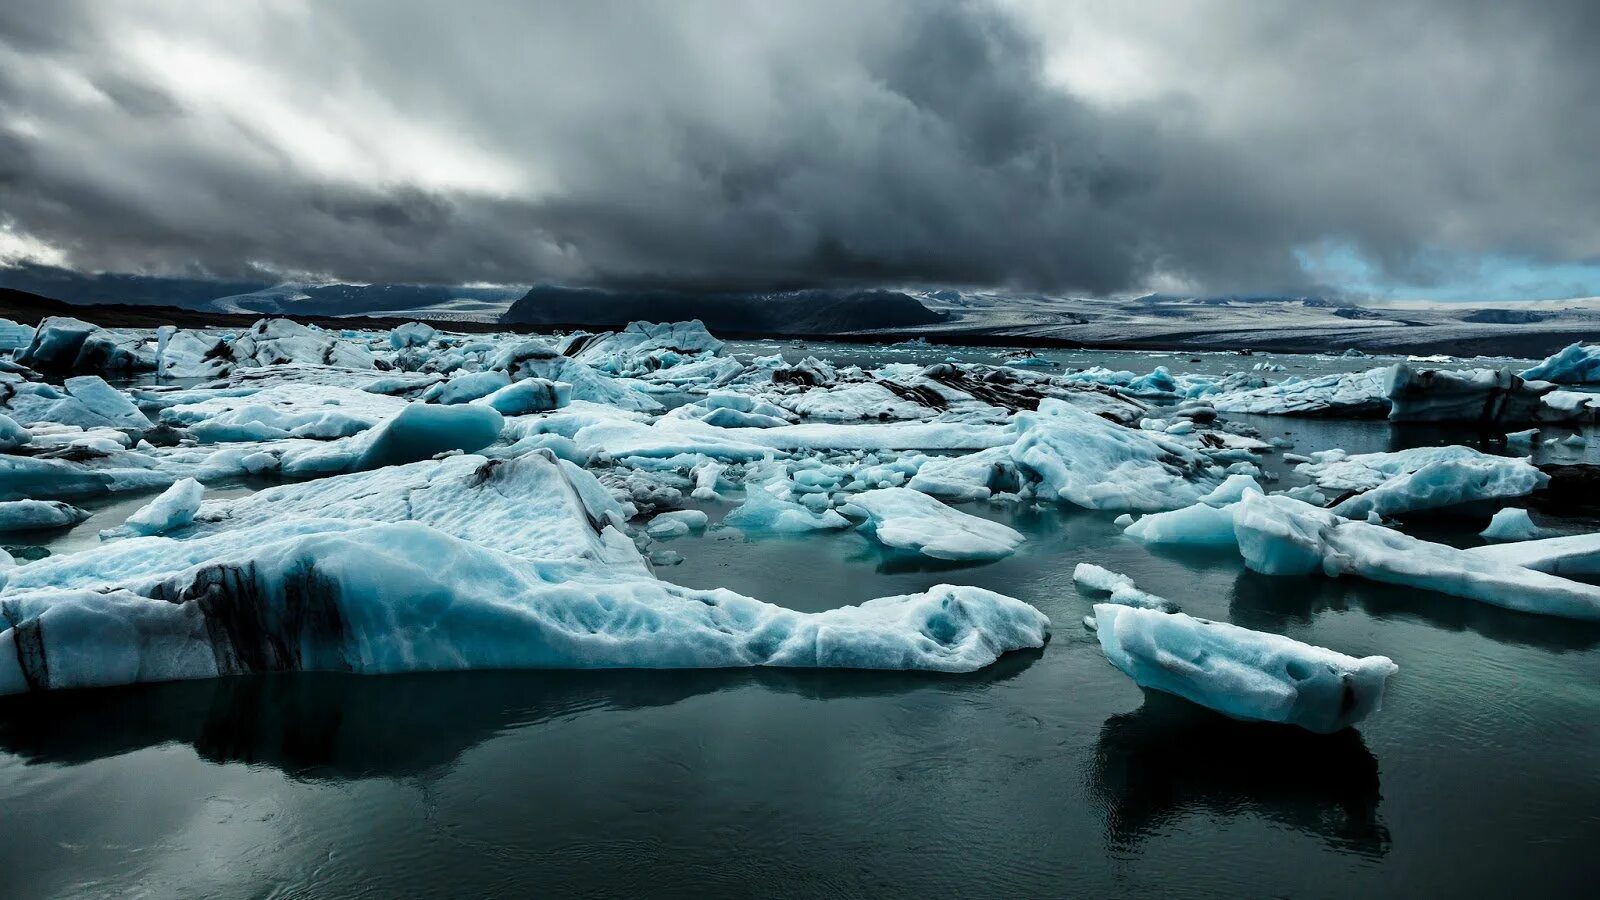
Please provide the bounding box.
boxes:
[4,352,1600,897]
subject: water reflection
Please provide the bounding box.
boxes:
[1089,693,1390,858]
[1230,570,1600,653]
[0,653,1041,778]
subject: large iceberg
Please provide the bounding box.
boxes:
[1010,398,1219,512]
[1233,493,1600,621]
[1384,364,1571,424]
[1210,368,1390,418]
[0,521,1049,695]
[1093,603,1397,733]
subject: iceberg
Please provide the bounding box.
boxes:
[226,318,376,371]
[389,322,437,350]
[1123,475,1263,547]
[0,521,1049,695]
[119,478,204,537]
[0,499,91,532]
[1297,446,1547,518]
[0,413,30,450]
[905,447,1020,502]
[1384,364,1570,424]
[476,378,571,415]
[1010,398,1219,512]
[846,488,1025,561]
[1478,508,1545,542]
[723,484,851,534]
[421,370,511,405]
[559,320,724,377]
[1093,604,1397,733]
[1210,368,1389,418]
[1072,564,1174,611]
[1234,493,1600,621]
[1520,342,1600,385]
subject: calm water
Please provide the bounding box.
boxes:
[4,356,1600,898]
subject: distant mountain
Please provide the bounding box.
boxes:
[0,263,521,320]
[0,263,269,308]
[502,286,946,334]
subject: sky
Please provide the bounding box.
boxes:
[0,0,1596,301]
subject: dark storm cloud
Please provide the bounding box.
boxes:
[0,0,1595,295]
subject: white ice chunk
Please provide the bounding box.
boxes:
[0,499,91,531]
[0,413,30,450]
[906,447,1019,502]
[121,477,203,536]
[1094,604,1397,733]
[724,485,851,534]
[421,370,511,405]
[1010,398,1218,512]
[1235,493,1600,620]
[1467,532,1600,577]
[848,487,1024,561]
[1478,508,1545,542]
[476,378,570,415]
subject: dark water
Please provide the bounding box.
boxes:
[5,361,1600,897]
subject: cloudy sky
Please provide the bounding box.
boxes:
[1,0,1596,300]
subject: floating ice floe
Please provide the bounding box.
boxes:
[0,521,1048,695]
[1467,532,1600,577]
[1478,508,1545,542]
[1210,368,1390,418]
[1093,604,1397,733]
[1296,446,1547,518]
[1072,563,1174,611]
[0,499,91,532]
[845,487,1024,561]
[1233,492,1600,621]
[1011,398,1220,512]
[1520,342,1600,385]
[1384,364,1575,424]
[905,446,1021,502]
[1122,475,1262,547]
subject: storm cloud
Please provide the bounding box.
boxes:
[0,0,1596,297]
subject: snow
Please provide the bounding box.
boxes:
[1093,604,1397,733]
[120,478,204,536]
[1478,508,1545,542]
[1520,342,1600,384]
[847,488,1024,560]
